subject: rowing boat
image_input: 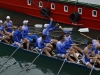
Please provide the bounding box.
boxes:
[0,42,99,75]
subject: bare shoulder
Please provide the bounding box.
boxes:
[4,21,7,24]
[10,20,13,23]
[83,47,88,53]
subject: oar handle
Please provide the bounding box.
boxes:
[80,33,92,39]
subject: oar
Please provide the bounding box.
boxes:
[56,57,67,75]
[78,28,89,32]
[59,26,89,33]
[80,33,92,40]
[15,50,43,75]
[0,43,21,70]
[89,58,97,75]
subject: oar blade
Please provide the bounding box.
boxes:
[34,24,43,28]
[78,28,89,32]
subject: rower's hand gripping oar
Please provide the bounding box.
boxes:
[15,50,43,75]
[56,57,67,75]
[0,43,22,70]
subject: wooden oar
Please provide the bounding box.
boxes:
[56,57,67,75]
[80,33,92,40]
[59,26,89,33]
[89,58,97,75]
[0,43,21,70]
[15,50,43,75]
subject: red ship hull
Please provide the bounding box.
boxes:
[0,0,100,30]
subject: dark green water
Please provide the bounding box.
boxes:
[0,56,69,75]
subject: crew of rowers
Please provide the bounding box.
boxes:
[0,16,100,69]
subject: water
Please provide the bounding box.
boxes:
[0,56,69,75]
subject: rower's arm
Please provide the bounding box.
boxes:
[56,43,66,54]
[65,42,71,49]
[69,36,74,44]
[22,30,28,36]
[21,32,24,40]
[49,26,57,32]
[44,21,53,33]
[0,31,4,36]
[37,40,45,49]
[84,49,96,59]
[13,33,20,42]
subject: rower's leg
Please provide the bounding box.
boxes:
[46,43,53,49]
[1,36,10,44]
[4,39,10,44]
[70,50,79,61]
[96,59,100,64]
[87,63,93,68]
[73,46,83,53]
[44,47,52,57]
[96,54,100,59]
[23,38,30,50]
[51,39,58,44]
[67,56,75,63]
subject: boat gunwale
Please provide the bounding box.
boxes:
[0,42,100,72]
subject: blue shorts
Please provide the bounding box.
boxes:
[11,43,19,47]
[82,56,92,65]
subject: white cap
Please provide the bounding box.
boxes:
[23,20,28,24]
[0,20,3,23]
[6,16,10,19]
[44,24,49,28]
[25,20,28,23]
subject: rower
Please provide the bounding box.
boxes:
[82,41,100,68]
[64,30,83,54]
[36,35,52,57]
[92,35,100,57]
[0,20,10,44]
[42,18,58,49]
[22,20,38,44]
[13,26,30,50]
[3,16,16,43]
[56,35,79,63]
